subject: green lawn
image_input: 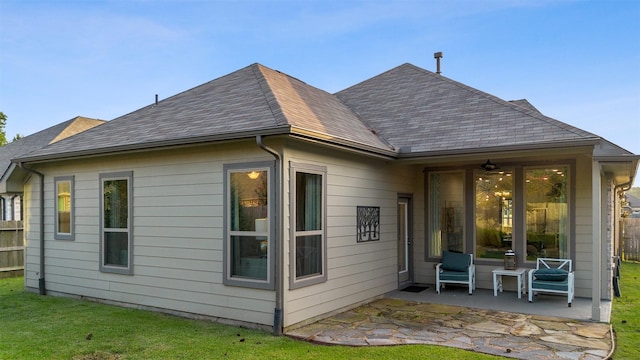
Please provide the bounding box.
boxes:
[0,277,502,359]
[611,261,640,359]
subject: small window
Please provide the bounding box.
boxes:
[224,162,274,289]
[99,172,133,275]
[290,163,327,289]
[54,176,74,240]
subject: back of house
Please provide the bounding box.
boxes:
[12,63,638,332]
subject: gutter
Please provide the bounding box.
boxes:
[256,135,284,336]
[18,163,46,295]
[397,138,601,160]
[13,127,291,164]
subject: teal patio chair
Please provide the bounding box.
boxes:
[528,258,574,307]
[435,251,475,295]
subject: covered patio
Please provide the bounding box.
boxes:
[388,285,611,323]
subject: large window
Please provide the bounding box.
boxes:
[427,164,572,263]
[428,171,464,257]
[290,163,326,289]
[475,170,513,259]
[54,176,74,240]
[525,167,569,260]
[100,172,133,274]
[224,162,274,289]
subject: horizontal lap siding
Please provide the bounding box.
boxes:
[283,144,415,327]
[23,143,276,326]
[573,157,593,298]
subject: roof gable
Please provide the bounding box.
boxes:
[1,116,104,191]
[335,63,600,155]
[1,116,103,173]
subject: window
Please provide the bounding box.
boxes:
[428,171,464,257]
[426,163,573,264]
[475,170,513,259]
[290,163,326,288]
[100,172,133,274]
[224,162,274,289]
[525,167,569,260]
[54,176,74,240]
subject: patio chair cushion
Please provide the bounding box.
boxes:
[534,268,568,281]
[441,251,470,272]
[531,278,569,292]
[439,270,470,281]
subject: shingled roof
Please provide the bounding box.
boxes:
[16,64,393,162]
[1,116,104,183]
[335,63,601,156]
[15,62,625,163]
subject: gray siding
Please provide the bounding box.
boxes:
[282,143,415,327]
[24,142,276,326]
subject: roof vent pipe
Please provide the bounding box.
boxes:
[155,94,158,105]
[434,52,443,75]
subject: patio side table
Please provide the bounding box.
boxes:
[492,268,527,299]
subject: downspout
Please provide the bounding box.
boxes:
[19,163,46,295]
[256,135,283,336]
[615,179,633,194]
[613,178,634,294]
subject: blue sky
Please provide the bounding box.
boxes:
[1,0,639,183]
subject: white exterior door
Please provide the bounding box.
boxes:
[398,196,412,286]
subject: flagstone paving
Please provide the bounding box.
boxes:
[286,298,612,359]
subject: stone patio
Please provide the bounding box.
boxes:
[286,298,612,359]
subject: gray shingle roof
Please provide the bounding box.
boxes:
[18,64,392,161]
[509,99,542,114]
[15,62,628,163]
[335,63,601,155]
[1,116,104,180]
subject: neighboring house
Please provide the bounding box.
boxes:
[624,193,640,218]
[10,63,638,333]
[0,117,105,221]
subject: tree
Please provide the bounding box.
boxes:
[0,112,21,144]
[0,111,7,146]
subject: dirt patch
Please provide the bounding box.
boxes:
[72,352,122,360]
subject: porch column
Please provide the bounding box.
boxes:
[591,160,602,321]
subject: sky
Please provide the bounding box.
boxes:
[1,0,639,184]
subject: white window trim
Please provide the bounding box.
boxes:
[223,161,275,290]
[99,171,133,275]
[54,176,74,240]
[289,162,327,289]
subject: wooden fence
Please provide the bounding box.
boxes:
[622,217,640,262]
[0,221,24,279]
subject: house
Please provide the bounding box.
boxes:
[623,193,640,218]
[11,63,638,333]
[1,117,105,221]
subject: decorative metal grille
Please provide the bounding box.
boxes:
[357,206,380,242]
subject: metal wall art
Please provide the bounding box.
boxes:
[357,206,380,242]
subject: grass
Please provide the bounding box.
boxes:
[611,261,640,359]
[0,277,502,360]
